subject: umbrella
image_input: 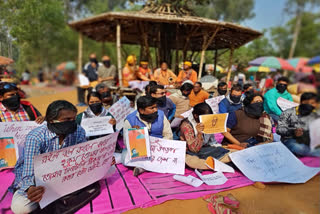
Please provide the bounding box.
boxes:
[0,56,14,65]
[65,62,76,70]
[287,58,313,73]
[205,64,225,73]
[312,64,319,72]
[249,56,295,71]
[307,56,320,65]
[245,66,276,72]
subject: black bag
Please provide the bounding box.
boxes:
[32,181,101,214]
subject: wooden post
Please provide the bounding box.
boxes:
[117,23,122,87]
[213,49,218,76]
[77,33,83,74]
[226,47,234,88]
[198,27,220,79]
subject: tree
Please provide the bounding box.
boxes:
[284,0,320,58]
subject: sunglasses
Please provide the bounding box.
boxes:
[3,83,17,90]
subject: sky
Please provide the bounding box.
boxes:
[242,0,288,32]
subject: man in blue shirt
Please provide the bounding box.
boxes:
[149,85,176,121]
[10,100,86,214]
[264,77,293,122]
[219,84,243,113]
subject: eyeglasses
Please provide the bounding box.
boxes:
[3,83,17,90]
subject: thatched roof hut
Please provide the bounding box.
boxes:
[69,4,262,87]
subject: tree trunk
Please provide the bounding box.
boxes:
[288,9,302,59]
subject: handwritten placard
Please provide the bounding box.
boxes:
[173,175,203,187]
[81,116,114,137]
[229,142,320,183]
[108,96,132,130]
[181,108,193,118]
[34,132,119,208]
[0,121,41,159]
[199,113,228,134]
[310,118,320,150]
[129,80,149,91]
[124,136,186,174]
[205,96,225,114]
[277,97,299,111]
[195,169,228,185]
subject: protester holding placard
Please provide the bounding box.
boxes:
[263,77,293,122]
[124,96,172,140]
[277,92,320,157]
[10,100,86,214]
[223,93,273,148]
[179,102,229,161]
[218,84,243,114]
[149,85,176,121]
[169,81,193,118]
[76,92,116,139]
[0,82,44,123]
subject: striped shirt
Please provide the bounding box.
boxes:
[11,124,86,194]
[0,103,30,122]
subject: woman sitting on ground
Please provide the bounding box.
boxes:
[222,93,273,148]
[76,92,116,139]
[179,102,229,164]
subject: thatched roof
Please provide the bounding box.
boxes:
[69,11,262,51]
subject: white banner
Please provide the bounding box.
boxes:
[0,121,41,159]
[277,97,299,111]
[229,142,320,183]
[310,118,320,150]
[81,116,114,137]
[123,136,186,175]
[108,96,132,131]
[34,132,119,208]
[205,95,225,114]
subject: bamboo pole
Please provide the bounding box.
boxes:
[226,47,234,88]
[198,35,208,79]
[117,23,122,87]
[213,49,218,76]
[77,33,83,74]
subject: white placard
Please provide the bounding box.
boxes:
[195,169,228,185]
[80,116,114,137]
[229,142,320,183]
[34,132,119,208]
[205,95,225,114]
[173,175,203,187]
[0,121,41,159]
[78,74,90,87]
[108,96,132,130]
[170,117,183,128]
[123,136,186,175]
[310,118,320,150]
[277,97,299,111]
[129,81,149,91]
[181,108,193,118]
[205,157,235,173]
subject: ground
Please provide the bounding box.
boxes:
[22,85,320,214]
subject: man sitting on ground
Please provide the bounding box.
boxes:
[264,77,293,122]
[277,92,320,157]
[219,84,243,113]
[10,100,86,213]
[150,85,176,121]
[0,82,44,123]
[189,82,209,107]
[215,81,228,97]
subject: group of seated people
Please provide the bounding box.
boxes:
[0,71,319,213]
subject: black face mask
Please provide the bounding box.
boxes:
[244,102,264,118]
[90,58,98,64]
[218,89,227,96]
[157,96,167,106]
[101,91,111,99]
[140,111,158,123]
[230,95,241,103]
[47,120,77,136]
[89,103,103,115]
[276,84,287,93]
[298,104,315,116]
[2,94,20,111]
[103,60,111,67]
